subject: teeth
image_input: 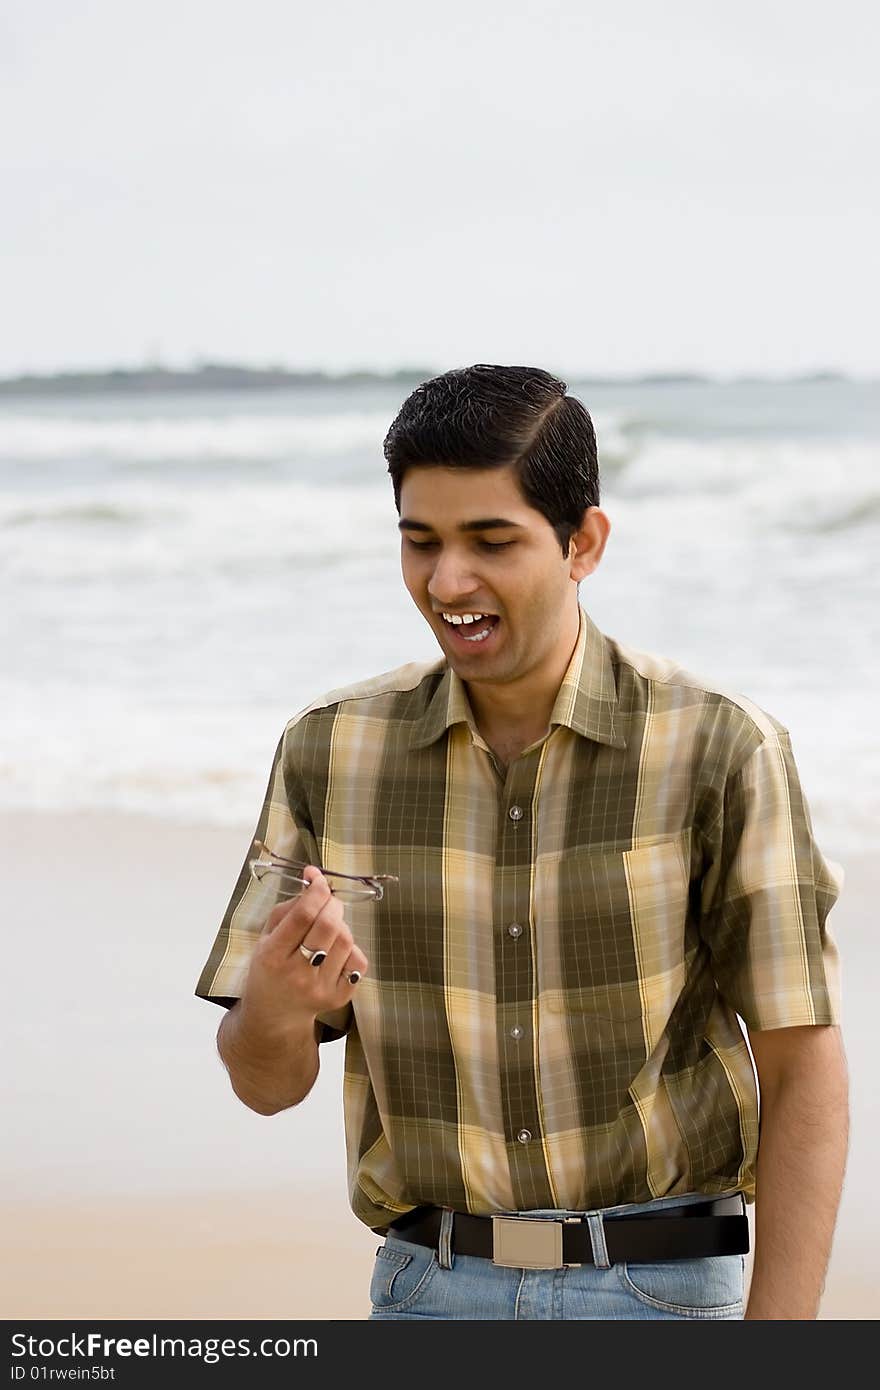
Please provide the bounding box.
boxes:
[463,626,492,642]
[441,612,487,625]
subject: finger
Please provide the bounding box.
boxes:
[263,867,333,944]
[261,872,328,935]
[339,943,368,987]
[262,897,299,935]
[321,933,367,987]
[296,893,351,965]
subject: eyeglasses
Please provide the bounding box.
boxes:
[248,839,399,903]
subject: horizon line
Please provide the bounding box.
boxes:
[0,361,875,395]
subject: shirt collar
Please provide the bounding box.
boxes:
[408,606,625,751]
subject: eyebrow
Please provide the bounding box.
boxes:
[398,517,526,534]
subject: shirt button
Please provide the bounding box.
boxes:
[508,805,524,821]
[507,923,523,939]
[517,1129,532,1144]
[510,1025,524,1040]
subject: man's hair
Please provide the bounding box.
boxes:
[383,364,599,555]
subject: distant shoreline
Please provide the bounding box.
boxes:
[0,364,863,398]
[0,364,435,398]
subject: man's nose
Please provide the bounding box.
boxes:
[426,550,480,605]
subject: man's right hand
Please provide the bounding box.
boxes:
[217,867,368,1113]
[238,866,369,1038]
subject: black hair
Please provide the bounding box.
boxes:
[383,364,599,555]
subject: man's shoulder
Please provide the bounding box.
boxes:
[607,631,788,747]
[284,656,447,732]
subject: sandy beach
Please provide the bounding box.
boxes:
[2,810,876,1319]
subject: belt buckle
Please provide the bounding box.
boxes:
[491,1216,564,1270]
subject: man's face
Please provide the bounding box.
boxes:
[399,464,587,693]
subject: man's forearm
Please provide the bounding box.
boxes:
[746,1047,849,1319]
[217,1000,320,1115]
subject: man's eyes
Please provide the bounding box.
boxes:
[405,538,515,551]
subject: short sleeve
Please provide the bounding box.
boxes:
[699,728,843,1031]
[193,724,353,1044]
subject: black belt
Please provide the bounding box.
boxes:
[384,1195,748,1269]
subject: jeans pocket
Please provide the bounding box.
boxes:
[618,1255,744,1319]
[369,1238,439,1313]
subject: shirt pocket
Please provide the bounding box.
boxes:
[535,829,693,1032]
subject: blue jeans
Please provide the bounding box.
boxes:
[369,1191,746,1320]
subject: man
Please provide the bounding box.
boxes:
[196,364,847,1320]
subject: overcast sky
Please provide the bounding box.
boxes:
[2,0,877,378]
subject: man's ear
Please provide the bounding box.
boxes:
[569,507,611,580]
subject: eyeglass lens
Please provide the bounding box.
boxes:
[250,860,377,901]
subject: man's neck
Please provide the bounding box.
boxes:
[464,609,581,750]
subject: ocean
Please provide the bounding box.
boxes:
[3,377,878,859]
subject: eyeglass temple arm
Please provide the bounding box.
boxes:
[252,840,398,886]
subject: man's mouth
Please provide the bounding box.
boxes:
[437,611,501,644]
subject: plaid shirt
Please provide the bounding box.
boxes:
[196,607,842,1231]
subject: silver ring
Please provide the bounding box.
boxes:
[299,944,326,967]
